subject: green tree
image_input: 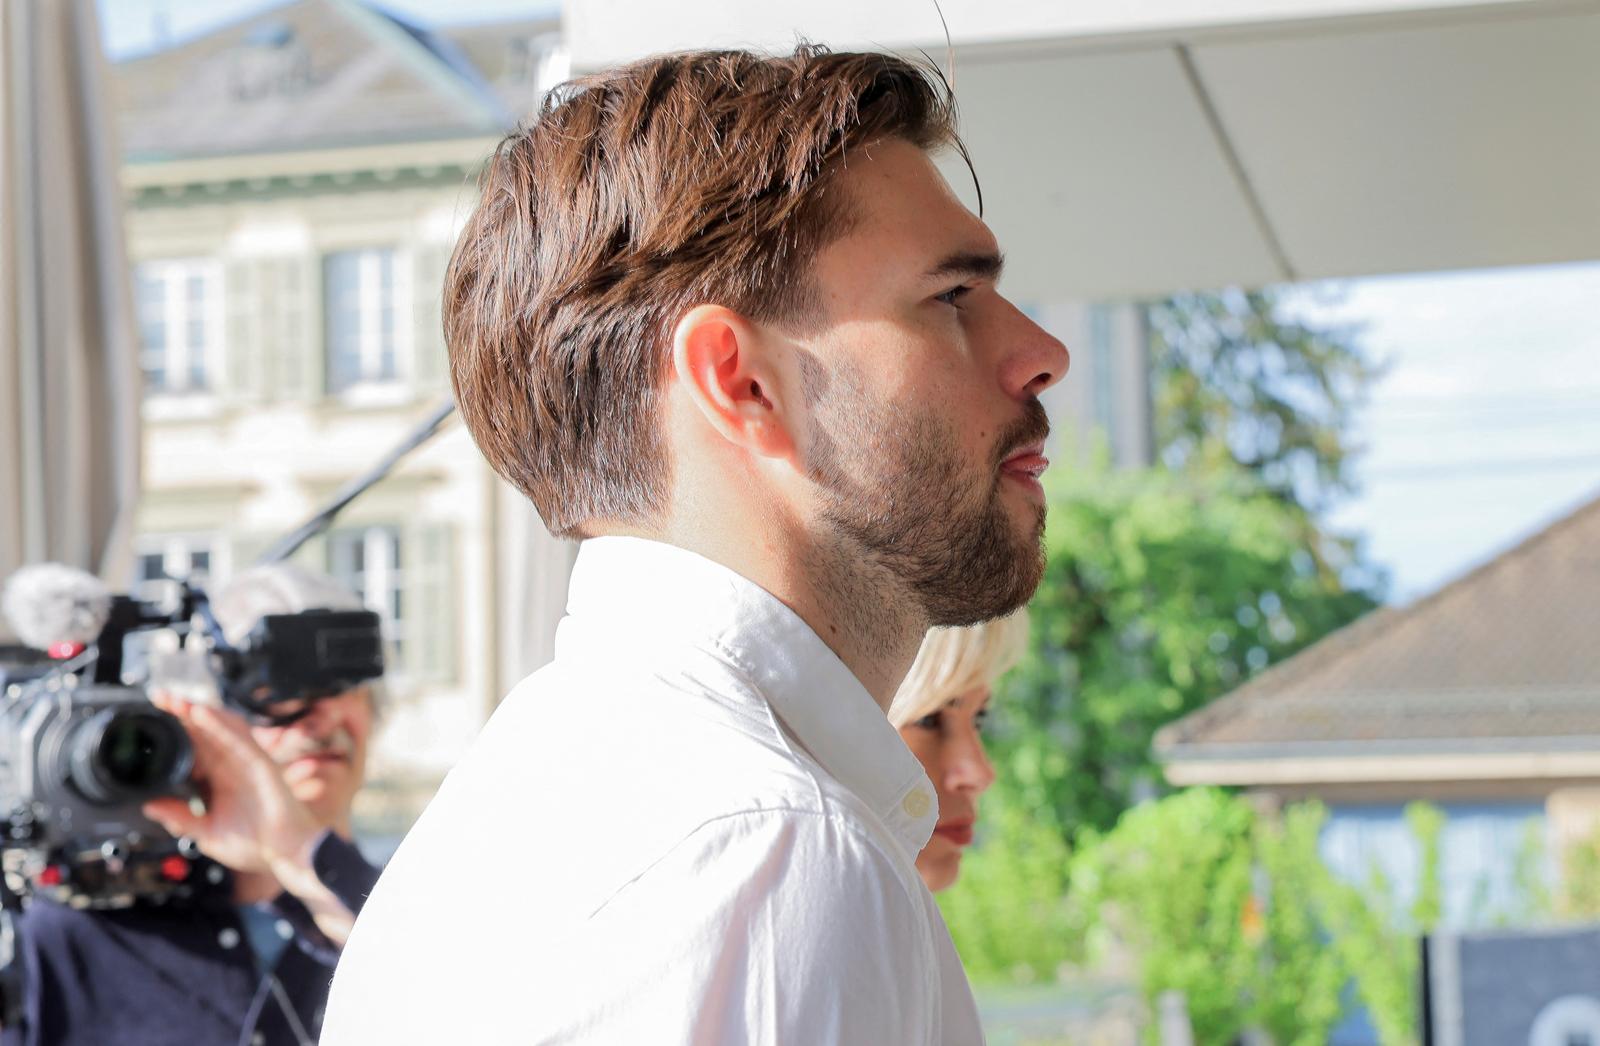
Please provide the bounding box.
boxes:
[1147,287,1377,519]
[1148,289,1382,591]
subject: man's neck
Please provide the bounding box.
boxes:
[643,518,927,710]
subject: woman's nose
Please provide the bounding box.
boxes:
[945,728,996,795]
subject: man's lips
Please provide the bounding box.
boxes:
[1000,441,1049,481]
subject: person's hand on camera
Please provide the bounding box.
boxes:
[143,693,322,884]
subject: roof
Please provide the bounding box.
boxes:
[441,18,564,123]
[114,1,560,161]
[1156,489,1600,773]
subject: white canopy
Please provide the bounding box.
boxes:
[566,0,1600,302]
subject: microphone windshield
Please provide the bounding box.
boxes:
[2,564,113,651]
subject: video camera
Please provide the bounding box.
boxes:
[0,566,384,910]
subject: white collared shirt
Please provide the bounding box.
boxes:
[322,537,985,1045]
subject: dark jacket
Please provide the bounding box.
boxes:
[2,833,379,1046]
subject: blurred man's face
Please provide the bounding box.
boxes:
[790,139,1070,625]
[250,686,373,829]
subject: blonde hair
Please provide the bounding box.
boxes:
[888,611,1030,727]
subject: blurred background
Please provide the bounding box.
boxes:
[4,0,1598,1041]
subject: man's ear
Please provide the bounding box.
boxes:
[670,304,796,459]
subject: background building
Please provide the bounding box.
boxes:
[117,0,562,845]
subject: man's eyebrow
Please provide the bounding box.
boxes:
[924,249,1005,284]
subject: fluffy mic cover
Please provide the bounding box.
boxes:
[2,563,113,651]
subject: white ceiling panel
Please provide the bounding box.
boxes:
[936,47,1283,303]
[1194,8,1600,279]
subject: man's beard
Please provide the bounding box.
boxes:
[802,364,1049,628]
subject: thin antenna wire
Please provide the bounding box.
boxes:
[920,0,982,216]
[930,0,954,89]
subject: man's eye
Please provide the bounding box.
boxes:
[912,711,943,731]
[934,286,970,307]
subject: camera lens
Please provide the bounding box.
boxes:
[68,706,194,805]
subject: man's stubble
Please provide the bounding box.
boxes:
[798,352,1048,630]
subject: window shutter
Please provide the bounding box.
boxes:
[223,260,264,402]
[271,255,320,402]
[405,522,456,683]
[411,243,451,393]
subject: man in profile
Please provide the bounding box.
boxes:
[324,47,1068,1044]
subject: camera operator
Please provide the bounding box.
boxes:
[1,564,383,1046]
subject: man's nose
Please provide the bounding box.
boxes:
[996,299,1071,401]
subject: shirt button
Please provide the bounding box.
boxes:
[250,1033,265,1046]
[275,918,294,940]
[901,790,932,819]
[218,927,240,950]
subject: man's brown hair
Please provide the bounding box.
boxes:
[444,46,961,537]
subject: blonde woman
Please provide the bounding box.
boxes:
[889,611,1029,892]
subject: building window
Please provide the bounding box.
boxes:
[135,260,222,395]
[324,248,407,395]
[132,534,218,600]
[1089,304,1117,439]
[327,526,404,667]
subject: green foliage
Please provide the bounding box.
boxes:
[1069,789,1259,1044]
[1301,857,1419,1046]
[1147,288,1377,518]
[937,786,1077,984]
[1252,803,1350,1044]
[1049,794,1448,1046]
[1406,803,1445,931]
[1508,817,1554,924]
[1066,790,1347,1045]
[994,462,1377,834]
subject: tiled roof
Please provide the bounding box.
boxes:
[1156,490,1600,758]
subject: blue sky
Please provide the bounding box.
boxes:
[1303,262,1600,602]
[100,1,1600,606]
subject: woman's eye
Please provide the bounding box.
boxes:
[934,285,970,307]
[974,709,990,731]
[913,711,943,731]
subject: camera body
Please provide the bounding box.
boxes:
[0,676,199,909]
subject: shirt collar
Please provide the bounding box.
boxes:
[562,536,939,858]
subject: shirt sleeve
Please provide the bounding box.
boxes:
[308,831,382,915]
[541,808,938,1046]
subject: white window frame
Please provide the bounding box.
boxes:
[324,247,412,404]
[327,525,406,673]
[131,533,225,599]
[135,259,225,400]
